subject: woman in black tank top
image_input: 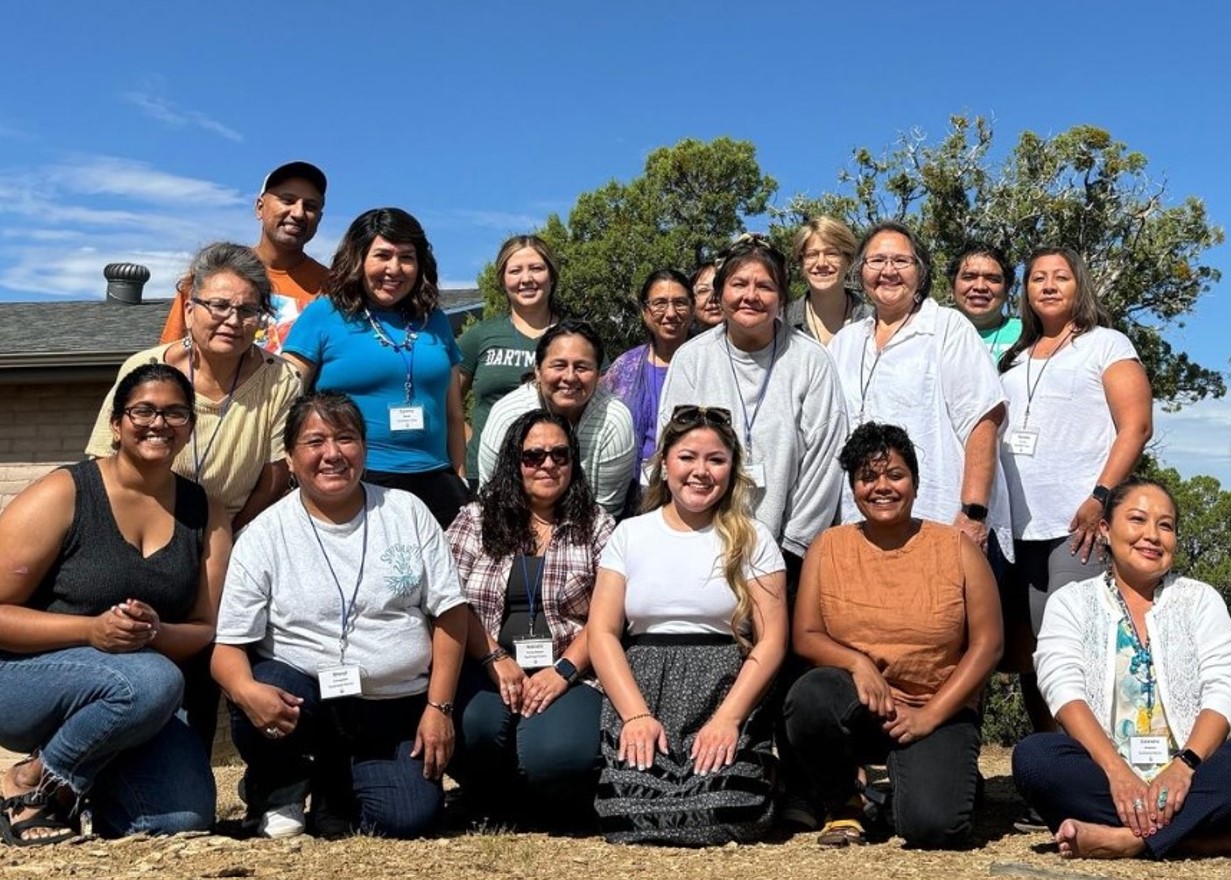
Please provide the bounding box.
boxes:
[0,364,230,844]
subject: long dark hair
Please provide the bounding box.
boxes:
[325,208,440,320]
[477,409,597,558]
[998,246,1111,373]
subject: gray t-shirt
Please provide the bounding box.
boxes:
[217,483,466,698]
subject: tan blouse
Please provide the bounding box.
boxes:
[816,521,975,710]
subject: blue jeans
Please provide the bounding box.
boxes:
[450,662,601,815]
[231,658,443,839]
[0,646,215,837]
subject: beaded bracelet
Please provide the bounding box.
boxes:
[480,647,510,666]
[622,712,653,724]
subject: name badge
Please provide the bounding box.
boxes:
[1007,428,1040,457]
[318,664,363,699]
[389,404,425,432]
[1129,735,1170,766]
[514,637,554,669]
[745,461,767,488]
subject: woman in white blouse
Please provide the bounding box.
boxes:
[1012,478,1231,860]
[829,221,1010,557]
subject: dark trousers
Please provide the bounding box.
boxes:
[783,666,981,849]
[364,467,471,530]
[450,662,601,818]
[1013,733,1231,858]
[181,646,220,754]
[230,658,443,839]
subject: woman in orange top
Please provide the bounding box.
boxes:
[783,421,1002,849]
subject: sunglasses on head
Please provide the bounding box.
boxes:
[669,405,733,428]
[520,445,572,468]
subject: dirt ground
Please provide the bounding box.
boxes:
[1,748,1227,880]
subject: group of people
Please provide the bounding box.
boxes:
[0,158,1227,862]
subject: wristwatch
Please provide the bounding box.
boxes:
[960,502,988,522]
[425,698,454,717]
[553,658,579,685]
[1091,484,1112,504]
[1175,748,1202,770]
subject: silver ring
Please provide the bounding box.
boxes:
[265,726,278,736]
[1132,798,1145,810]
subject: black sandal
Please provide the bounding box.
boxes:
[0,788,77,847]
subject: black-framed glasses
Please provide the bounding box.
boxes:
[520,445,572,468]
[669,405,733,428]
[190,297,265,323]
[124,405,193,427]
[861,255,918,272]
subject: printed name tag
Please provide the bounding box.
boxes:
[1007,428,1040,457]
[318,664,363,699]
[389,404,425,432]
[746,461,767,488]
[514,637,554,669]
[1130,735,1170,766]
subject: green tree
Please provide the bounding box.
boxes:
[1138,461,1231,601]
[478,137,777,354]
[775,115,1226,408]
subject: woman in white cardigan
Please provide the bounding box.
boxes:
[1012,477,1231,860]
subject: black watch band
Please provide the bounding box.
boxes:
[554,658,579,684]
[1091,484,1111,504]
[960,502,988,522]
[1176,748,1202,770]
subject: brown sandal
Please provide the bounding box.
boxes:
[817,816,866,847]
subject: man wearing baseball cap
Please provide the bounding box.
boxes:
[159,160,330,354]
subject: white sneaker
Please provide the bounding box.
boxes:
[258,803,306,839]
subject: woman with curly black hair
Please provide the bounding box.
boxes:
[446,409,615,823]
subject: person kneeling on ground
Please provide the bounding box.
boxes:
[783,421,1003,849]
[211,391,467,839]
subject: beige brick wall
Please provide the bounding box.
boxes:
[0,381,109,509]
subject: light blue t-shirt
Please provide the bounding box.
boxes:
[285,298,461,473]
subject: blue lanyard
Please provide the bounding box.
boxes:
[303,486,369,663]
[365,308,423,402]
[187,353,243,481]
[723,329,778,452]
[519,553,546,636]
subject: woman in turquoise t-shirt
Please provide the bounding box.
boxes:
[284,208,468,527]
[456,235,561,490]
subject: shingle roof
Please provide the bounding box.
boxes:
[0,289,483,374]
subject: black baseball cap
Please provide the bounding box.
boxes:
[261,161,327,198]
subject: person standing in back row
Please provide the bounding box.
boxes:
[161,161,329,355]
[948,241,1022,363]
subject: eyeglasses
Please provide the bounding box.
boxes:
[297,434,363,451]
[669,405,733,428]
[190,297,265,323]
[520,445,572,468]
[124,405,193,427]
[645,297,693,316]
[803,249,846,266]
[862,255,918,272]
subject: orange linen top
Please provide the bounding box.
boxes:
[815,520,976,711]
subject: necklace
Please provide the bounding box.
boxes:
[364,307,421,352]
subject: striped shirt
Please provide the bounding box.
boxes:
[477,382,635,517]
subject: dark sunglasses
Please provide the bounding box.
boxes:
[669,404,733,428]
[520,445,572,468]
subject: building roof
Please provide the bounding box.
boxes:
[0,289,483,383]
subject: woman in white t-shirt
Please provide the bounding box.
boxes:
[587,405,787,845]
[998,246,1152,733]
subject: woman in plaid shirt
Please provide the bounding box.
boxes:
[446,409,615,825]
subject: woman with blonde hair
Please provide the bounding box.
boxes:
[588,405,787,845]
[789,216,871,345]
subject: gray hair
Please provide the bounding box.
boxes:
[187,242,273,312]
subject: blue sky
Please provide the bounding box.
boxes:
[2,0,1228,482]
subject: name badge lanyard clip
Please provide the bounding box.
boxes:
[365,308,422,403]
[723,330,779,456]
[1020,326,1075,429]
[187,354,243,482]
[304,486,369,664]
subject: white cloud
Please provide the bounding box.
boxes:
[47,156,245,208]
[1153,398,1231,486]
[425,208,545,232]
[121,90,243,143]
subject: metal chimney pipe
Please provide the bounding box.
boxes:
[104,262,151,305]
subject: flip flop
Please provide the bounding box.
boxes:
[0,791,77,847]
[817,816,866,847]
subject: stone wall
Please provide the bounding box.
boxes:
[0,381,108,508]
